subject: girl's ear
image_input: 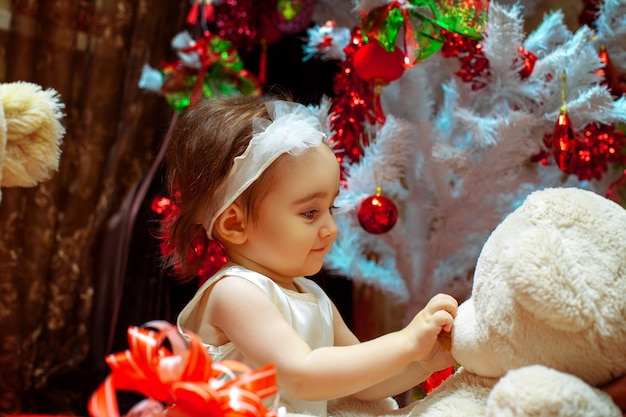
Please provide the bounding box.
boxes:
[213,203,247,245]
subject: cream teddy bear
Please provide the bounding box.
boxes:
[318,187,626,417]
[399,186,626,417]
[0,81,65,203]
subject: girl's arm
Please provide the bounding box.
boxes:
[330,302,456,401]
[602,374,626,416]
[207,276,456,401]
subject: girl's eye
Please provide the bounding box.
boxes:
[302,210,317,219]
[329,205,339,215]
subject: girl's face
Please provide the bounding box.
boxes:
[235,145,340,288]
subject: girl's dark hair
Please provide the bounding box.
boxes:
[164,94,280,281]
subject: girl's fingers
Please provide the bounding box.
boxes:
[427,294,459,318]
[431,310,455,332]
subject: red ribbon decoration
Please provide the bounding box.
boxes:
[179,33,220,108]
[187,1,215,26]
[401,7,418,69]
[89,321,278,417]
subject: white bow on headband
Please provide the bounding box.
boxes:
[204,100,327,237]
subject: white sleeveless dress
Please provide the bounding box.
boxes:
[177,265,335,416]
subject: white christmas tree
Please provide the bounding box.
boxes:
[309,0,626,319]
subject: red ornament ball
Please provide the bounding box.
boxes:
[358,190,398,234]
[352,41,405,84]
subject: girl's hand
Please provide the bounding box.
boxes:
[403,293,458,361]
[418,332,457,373]
[601,374,626,416]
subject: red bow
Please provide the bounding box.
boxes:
[89,321,278,417]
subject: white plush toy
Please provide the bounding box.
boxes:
[0,81,65,203]
[402,186,626,417]
[316,187,626,417]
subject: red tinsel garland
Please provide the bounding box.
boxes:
[540,122,626,181]
[328,28,377,170]
[439,30,537,89]
[440,30,491,90]
[213,0,282,51]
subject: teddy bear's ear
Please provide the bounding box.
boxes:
[0,81,65,189]
[507,226,596,332]
[504,188,626,332]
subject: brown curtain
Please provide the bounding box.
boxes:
[0,1,188,414]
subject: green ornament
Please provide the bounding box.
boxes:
[359,0,488,68]
[277,0,301,20]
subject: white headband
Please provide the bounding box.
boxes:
[204,100,327,238]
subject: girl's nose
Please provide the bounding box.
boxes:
[320,214,338,238]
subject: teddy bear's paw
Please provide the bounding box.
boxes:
[486,365,622,417]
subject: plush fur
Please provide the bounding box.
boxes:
[0,81,65,202]
[450,187,626,417]
[291,187,626,417]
